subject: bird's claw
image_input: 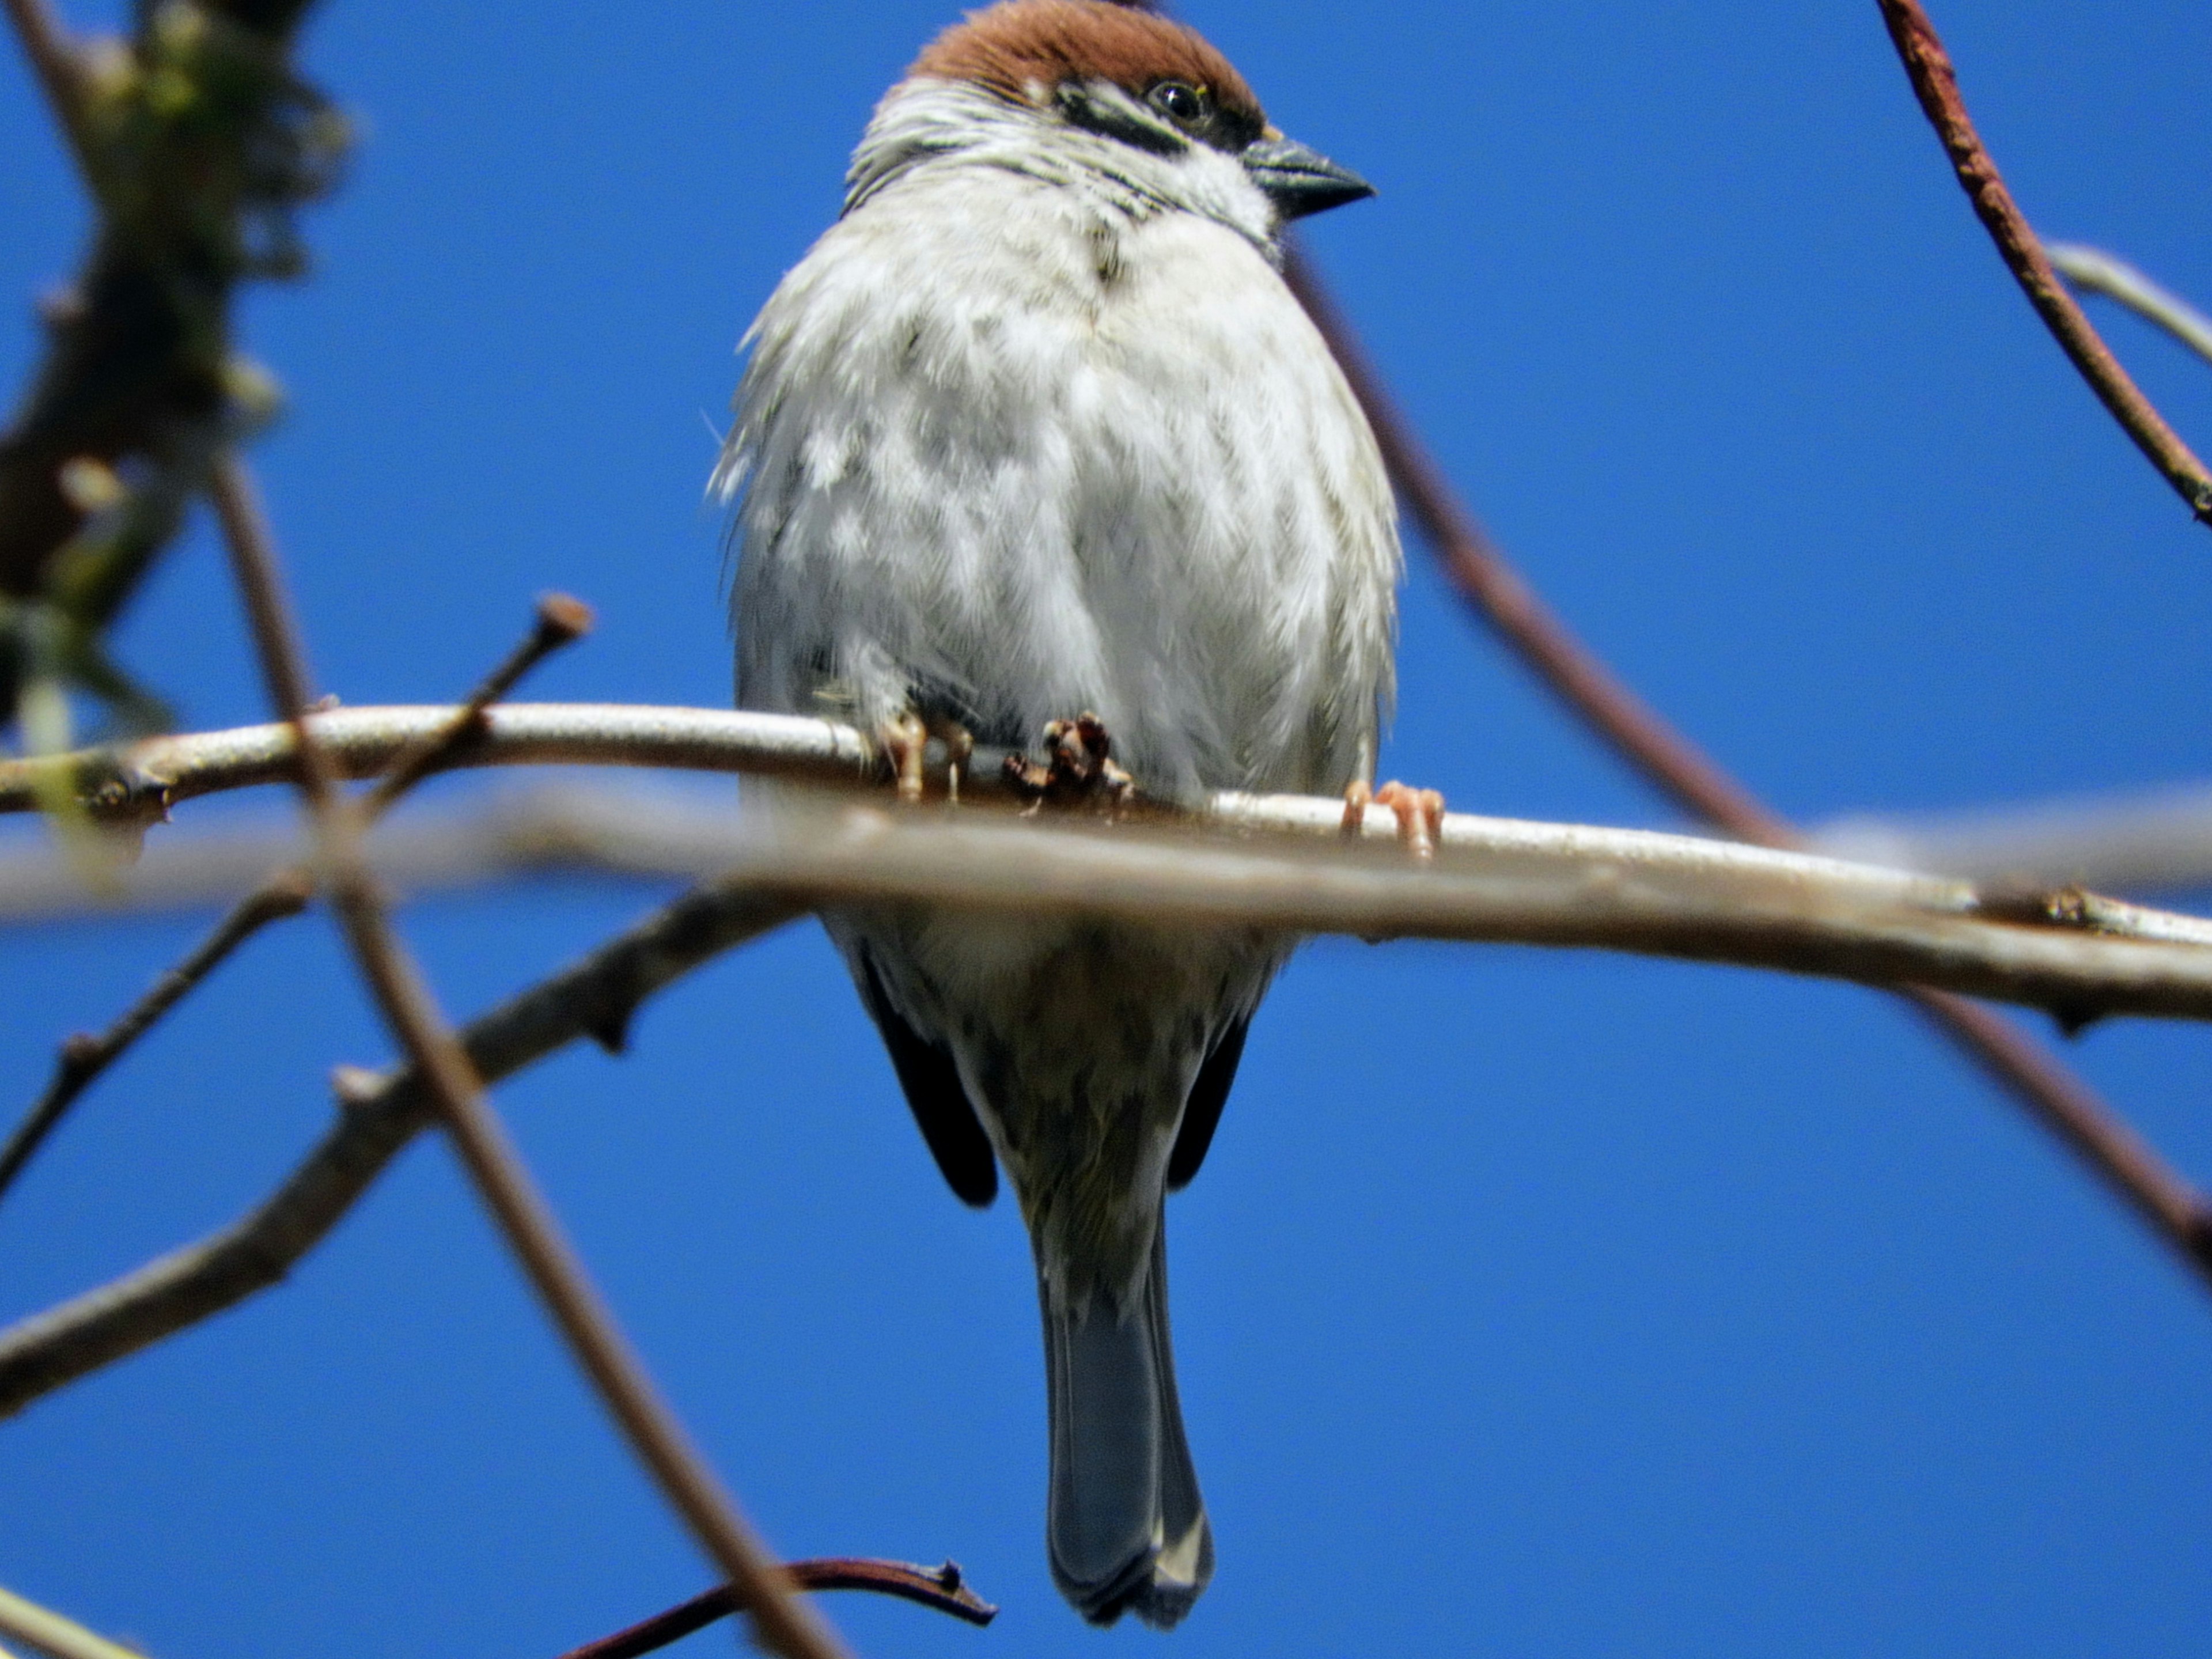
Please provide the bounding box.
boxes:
[1342,779,1446,858]
[1003,711,1135,813]
[880,712,976,804]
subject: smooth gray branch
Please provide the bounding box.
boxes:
[1817,779,2212,894]
[5,781,2212,1020]
[2047,243,2212,371]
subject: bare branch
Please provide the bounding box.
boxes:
[0,1582,145,1659]
[1816,779,2212,893]
[209,455,849,1659]
[361,593,594,812]
[1282,241,2212,1285]
[1875,0,2212,528]
[0,597,589,1210]
[554,1560,997,1659]
[0,870,800,1419]
[12,781,2212,1020]
[0,870,309,1206]
[2046,244,2212,373]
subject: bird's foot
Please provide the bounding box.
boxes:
[1342,779,1446,858]
[1003,711,1135,814]
[879,711,976,804]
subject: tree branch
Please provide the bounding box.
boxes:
[0,1582,145,1659]
[0,596,589,1210]
[2046,243,2212,373]
[1281,241,2212,1286]
[209,455,849,1659]
[0,870,800,1420]
[1875,0,2212,527]
[553,1560,997,1659]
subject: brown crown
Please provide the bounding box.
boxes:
[909,1,1264,131]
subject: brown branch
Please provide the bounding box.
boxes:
[1284,245,2212,1286]
[0,871,801,1419]
[0,869,308,1204]
[0,0,343,726]
[2047,244,2212,373]
[555,1560,997,1659]
[207,453,849,1659]
[0,595,588,1210]
[1875,0,2212,528]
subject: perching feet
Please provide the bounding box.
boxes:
[1342,779,1446,858]
[1003,712,1135,812]
[880,711,977,804]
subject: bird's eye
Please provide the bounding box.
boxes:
[1147,81,1210,127]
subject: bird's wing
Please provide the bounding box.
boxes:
[857,950,999,1207]
[1165,1013,1251,1192]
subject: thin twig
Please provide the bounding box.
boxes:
[2046,244,2212,373]
[0,1583,144,1659]
[361,592,593,811]
[0,597,588,1209]
[206,453,850,1659]
[0,871,801,1418]
[0,872,308,1204]
[1875,0,2212,527]
[1283,245,2212,1285]
[555,1560,997,1659]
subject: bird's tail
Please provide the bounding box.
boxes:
[1040,1217,1213,1628]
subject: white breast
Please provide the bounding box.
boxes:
[722,116,1399,798]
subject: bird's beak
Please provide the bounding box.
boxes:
[1241,132,1375,221]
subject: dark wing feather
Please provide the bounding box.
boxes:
[856,952,998,1207]
[1166,1013,1251,1192]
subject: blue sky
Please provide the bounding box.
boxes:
[5,2,2212,1654]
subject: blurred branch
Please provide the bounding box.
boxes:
[0,0,344,730]
[1875,0,2212,528]
[0,594,589,1210]
[0,869,800,1419]
[555,1560,997,1659]
[1281,244,2212,1283]
[207,455,849,1659]
[2046,244,2212,372]
[1815,779,2212,893]
[2,0,97,180]
[12,779,2212,1017]
[0,1583,144,1659]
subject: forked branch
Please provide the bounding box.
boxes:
[1876,0,2212,527]
[0,594,589,1209]
[209,454,849,1659]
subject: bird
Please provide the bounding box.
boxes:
[715,0,1410,1627]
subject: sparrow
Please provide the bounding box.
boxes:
[716,0,1401,1626]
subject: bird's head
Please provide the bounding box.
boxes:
[846,0,1373,247]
